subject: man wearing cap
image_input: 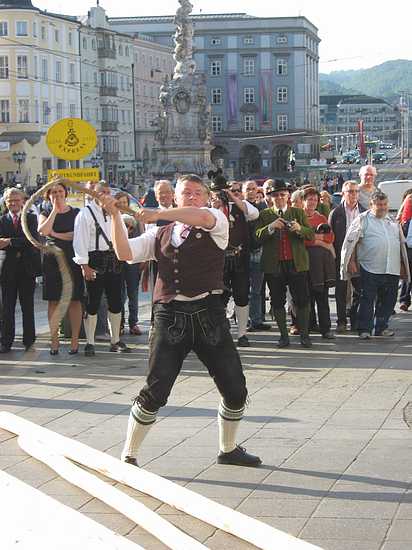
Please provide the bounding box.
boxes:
[102,174,261,468]
[256,179,315,348]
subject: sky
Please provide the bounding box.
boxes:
[38,0,412,74]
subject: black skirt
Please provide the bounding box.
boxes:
[42,242,84,302]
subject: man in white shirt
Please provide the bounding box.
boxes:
[101,174,261,468]
[73,181,131,356]
[344,191,408,338]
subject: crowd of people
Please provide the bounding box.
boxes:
[0,165,411,357]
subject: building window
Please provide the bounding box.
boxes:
[93,72,97,86]
[82,37,87,50]
[244,114,255,132]
[125,46,129,56]
[68,32,72,47]
[17,55,28,79]
[120,75,124,90]
[243,57,255,76]
[0,99,10,123]
[211,88,222,104]
[277,86,288,103]
[118,44,123,55]
[277,58,288,75]
[33,56,38,78]
[32,22,37,37]
[211,37,221,46]
[54,29,59,43]
[34,99,39,123]
[244,87,255,104]
[16,21,28,36]
[55,61,62,82]
[18,99,29,123]
[41,26,46,40]
[277,35,288,44]
[69,63,75,84]
[0,22,8,37]
[244,36,254,45]
[91,38,96,50]
[0,56,9,79]
[277,114,288,131]
[42,101,50,124]
[210,60,222,76]
[41,58,48,81]
[212,115,223,133]
[56,102,63,120]
[69,104,76,117]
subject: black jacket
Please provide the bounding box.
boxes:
[328,202,366,265]
[0,212,42,279]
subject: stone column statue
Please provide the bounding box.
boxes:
[173,0,196,79]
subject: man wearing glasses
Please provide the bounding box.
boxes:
[329,180,366,333]
[256,179,314,348]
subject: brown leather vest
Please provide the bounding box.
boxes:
[153,223,225,303]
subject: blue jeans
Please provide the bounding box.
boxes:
[357,267,399,334]
[121,263,141,328]
[249,258,264,326]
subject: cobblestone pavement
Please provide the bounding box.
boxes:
[1,305,412,550]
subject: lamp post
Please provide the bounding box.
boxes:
[12,151,26,186]
[90,154,103,179]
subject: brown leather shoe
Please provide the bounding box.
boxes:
[129,325,142,336]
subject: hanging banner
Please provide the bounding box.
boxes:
[260,70,272,125]
[227,73,238,124]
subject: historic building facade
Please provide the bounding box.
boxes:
[110,13,320,179]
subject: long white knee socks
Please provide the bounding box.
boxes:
[84,314,97,346]
[236,304,249,339]
[121,402,157,460]
[108,311,122,344]
[218,400,245,453]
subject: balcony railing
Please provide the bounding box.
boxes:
[99,86,117,97]
[97,48,116,60]
[101,121,118,132]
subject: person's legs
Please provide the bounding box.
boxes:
[84,275,105,346]
[335,276,348,327]
[231,262,250,340]
[314,287,332,335]
[399,280,411,309]
[104,271,123,345]
[375,274,399,334]
[125,264,140,329]
[288,269,311,345]
[18,276,36,348]
[68,300,82,350]
[349,277,362,331]
[122,304,191,461]
[266,270,288,344]
[1,276,18,349]
[47,301,59,350]
[357,268,379,335]
[249,259,264,327]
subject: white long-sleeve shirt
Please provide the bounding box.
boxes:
[73,202,113,265]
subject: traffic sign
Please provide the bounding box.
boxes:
[47,168,99,182]
[46,118,97,161]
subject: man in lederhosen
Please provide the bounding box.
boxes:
[102,174,261,468]
[73,181,131,356]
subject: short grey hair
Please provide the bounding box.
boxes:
[176,174,210,194]
[154,179,173,193]
[3,187,25,201]
[242,180,257,191]
[359,165,377,178]
[342,180,359,193]
[291,189,304,203]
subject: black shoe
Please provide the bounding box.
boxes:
[0,345,11,353]
[110,341,132,353]
[84,343,95,357]
[237,335,250,347]
[25,344,35,352]
[321,331,335,340]
[49,349,59,356]
[123,456,139,467]
[277,336,290,348]
[68,348,79,355]
[300,335,313,348]
[217,445,262,467]
[247,323,270,332]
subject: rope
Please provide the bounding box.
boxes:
[21,177,140,337]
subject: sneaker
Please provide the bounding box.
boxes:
[247,323,271,332]
[375,329,395,337]
[399,303,409,312]
[277,336,290,348]
[123,456,139,467]
[84,343,95,356]
[237,335,250,347]
[110,341,132,353]
[217,445,262,467]
[336,323,347,334]
[129,324,142,336]
[321,331,335,340]
[359,332,370,340]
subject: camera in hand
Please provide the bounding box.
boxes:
[315,223,332,234]
[282,220,294,230]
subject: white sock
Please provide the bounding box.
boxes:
[236,305,249,339]
[84,314,97,346]
[108,311,122,344]
[218,401,244,453]
[121,402,157,460]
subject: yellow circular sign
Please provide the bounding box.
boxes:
[46,118,97,161]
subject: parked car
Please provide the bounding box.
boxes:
[331,192,342,208]
[379,143,394,149]
[342,152,360,164]
[373,152,388,163]
[378,180,412,211]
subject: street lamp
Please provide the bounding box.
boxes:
[12,151,26,171]
[90,154,103,168]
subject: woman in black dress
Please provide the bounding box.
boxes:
[38,183,84,354]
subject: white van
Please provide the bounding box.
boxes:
[377,180,412,211]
